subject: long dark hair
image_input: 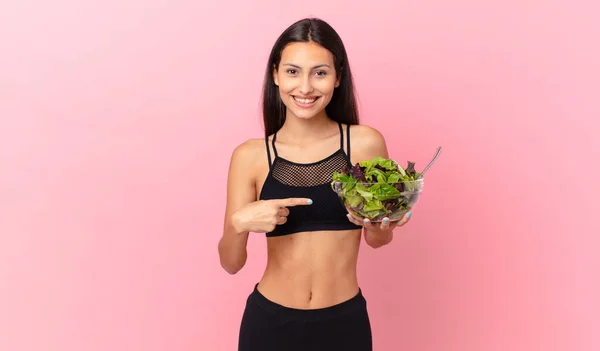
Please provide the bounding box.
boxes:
[261,18,360,137]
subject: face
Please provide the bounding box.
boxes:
[273,41,340,120]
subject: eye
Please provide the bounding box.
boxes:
[315,71,327,76]
[286,69,297,75]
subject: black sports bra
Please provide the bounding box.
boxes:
[259,122,363,237]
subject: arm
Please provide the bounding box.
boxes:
[350,125,396,249]
[217,140,313,273]
[217,140,257,274]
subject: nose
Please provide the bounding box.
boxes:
[298,75,314,95]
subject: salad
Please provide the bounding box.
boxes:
[331,156,423,221]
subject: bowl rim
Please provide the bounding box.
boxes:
[331,179,424,184]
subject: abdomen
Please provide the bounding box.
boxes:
[257,229,363,309]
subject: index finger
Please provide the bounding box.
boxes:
[275,198,313,207]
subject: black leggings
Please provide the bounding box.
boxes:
[238,284,372,351]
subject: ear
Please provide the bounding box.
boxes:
[273,65,279,86]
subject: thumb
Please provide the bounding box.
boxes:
[276,198,313,207]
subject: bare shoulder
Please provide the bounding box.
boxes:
[230,137,265,163]
[347,124,389,162]
[224,137,266,216]
[227,137,267,191]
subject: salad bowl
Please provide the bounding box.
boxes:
[331,157,425,223]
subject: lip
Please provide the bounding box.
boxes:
[291,95,320,109]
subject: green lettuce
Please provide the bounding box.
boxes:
[331,157,422,220]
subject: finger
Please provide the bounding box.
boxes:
[276,216,287,225]
[380,217,390,230]
[276,198,313,207]
[396,211,412,227]
[362,217,375,229]
[277,207,290,217]
[346,213,364,226]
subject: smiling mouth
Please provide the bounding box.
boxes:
[292,96,320,104]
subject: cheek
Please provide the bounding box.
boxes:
[315,78,337,94]
[321,85,336,96]
[278,80,296,94]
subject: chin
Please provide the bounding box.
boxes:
[293,110,320,119]
[287,108,324,120]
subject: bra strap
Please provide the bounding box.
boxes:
[346,123,351,161]
[339,122,352,161]
[271,132,279,158]
[338,122,344,150]
[264,136,273,169]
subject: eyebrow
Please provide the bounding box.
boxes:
[282,63,332,69]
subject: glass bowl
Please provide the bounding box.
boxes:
[331,179,424,223]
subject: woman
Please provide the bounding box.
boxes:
[218,17,412,351]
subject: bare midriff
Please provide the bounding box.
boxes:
[257,228,363,309]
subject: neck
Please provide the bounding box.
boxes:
[278,109,336,142]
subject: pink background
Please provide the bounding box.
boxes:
[1,1,599,350]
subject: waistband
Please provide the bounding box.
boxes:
[247,283,367,320]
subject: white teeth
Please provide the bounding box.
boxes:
[293,96,317,104]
